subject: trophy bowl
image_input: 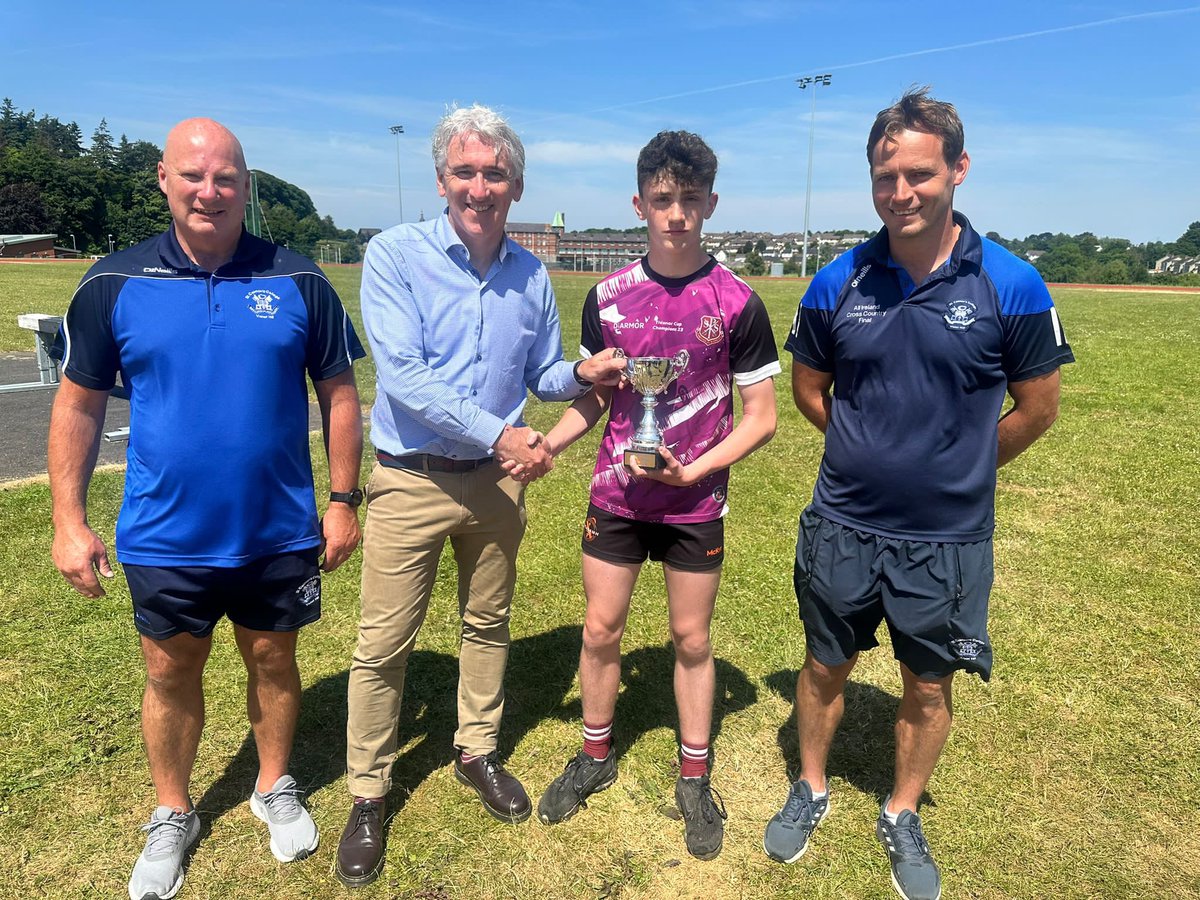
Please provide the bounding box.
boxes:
[619,350,689,470]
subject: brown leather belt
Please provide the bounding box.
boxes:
[376,450,495,473]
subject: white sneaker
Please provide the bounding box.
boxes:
[250,775,319,862]
[128,804,200,900]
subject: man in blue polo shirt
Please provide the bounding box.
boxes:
[49,118,366,900]
[762,88,1073,900]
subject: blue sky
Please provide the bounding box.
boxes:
[3,1,1197,243]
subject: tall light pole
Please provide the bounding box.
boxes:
[389,125,405,223]
[107,233,114,254]
[797,73,832,278]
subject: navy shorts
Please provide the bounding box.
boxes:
[124,548,322,639]
[794,508,994,680]
[581,503,724,572]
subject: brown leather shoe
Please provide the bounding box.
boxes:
[336,797,387,887]
[454,752,531,823]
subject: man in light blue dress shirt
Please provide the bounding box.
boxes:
[337,104,625,887]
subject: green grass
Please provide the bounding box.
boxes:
[1,266,1198,899]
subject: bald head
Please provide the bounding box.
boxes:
[164,117,247,171]
[158,117,251,269]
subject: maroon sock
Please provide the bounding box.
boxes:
[582,720,613,760]
[680,741,709,778]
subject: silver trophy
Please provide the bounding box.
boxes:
[616,349,690,470]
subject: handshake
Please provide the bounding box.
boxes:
[495,424,556,485]
[495,348,628,485]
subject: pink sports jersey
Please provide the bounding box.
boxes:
[580,257,779,523]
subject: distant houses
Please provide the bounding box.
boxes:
[1153,254,1200,275]
[493,219,875,274]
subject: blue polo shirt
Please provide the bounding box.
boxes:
[785,213,1074,542]
[56,226,365,566]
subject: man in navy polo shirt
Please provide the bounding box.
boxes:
[49,118,366,900]
[762,88,1073,900]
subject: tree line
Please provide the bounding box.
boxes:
[3,100,1196,283]
[0,100,360,262]
[987,225,1200,286]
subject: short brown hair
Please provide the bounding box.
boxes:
[867,86,964,166]
[636,130,719,195]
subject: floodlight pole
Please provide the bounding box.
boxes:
[797,74,832,279]
[389,125,405,223]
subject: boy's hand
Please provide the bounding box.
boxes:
[626,445,699,487]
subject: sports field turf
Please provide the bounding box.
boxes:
[0,262,1196,898]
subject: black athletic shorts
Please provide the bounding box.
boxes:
[793,507,994,680]
[581,503,724,572]
[124,547,322,639]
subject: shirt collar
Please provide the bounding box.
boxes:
[433,209,513,273]
[157,224,263,273]
[866,211,982,279]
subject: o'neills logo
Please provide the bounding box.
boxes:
[696,315,723,346]
[246,289,282,319]
[850,263,872,288]
[583,516,598,542]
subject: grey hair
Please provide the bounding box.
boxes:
[431,104,525,181]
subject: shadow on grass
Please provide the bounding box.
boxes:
[194,624,587,826]
[193,626,757,833]
[764,669,932,808]
[609,643,757,763]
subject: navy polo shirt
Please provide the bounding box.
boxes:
[785,213,1074,542]
[56,226,366,566]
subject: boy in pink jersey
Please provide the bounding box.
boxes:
[532,131,780,859]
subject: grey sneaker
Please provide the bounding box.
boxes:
[876,800,941,900]
[674,774,727,860]
[763,778,829,863]
[538,750,618,824]
[250,775,319,862]
[128,804,200,900]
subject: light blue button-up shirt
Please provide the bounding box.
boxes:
[361,212,586,459]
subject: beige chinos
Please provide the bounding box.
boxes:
[345,460,526,798]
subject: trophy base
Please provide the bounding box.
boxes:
[624,448,664,470]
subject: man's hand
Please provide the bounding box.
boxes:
[494,424,553,484]
[626,444,701,487]
[52,521,114,598]
[319,502,362,572]
[577,348,628,388]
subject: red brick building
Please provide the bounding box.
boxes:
[506,212,565,263]
[0,234,57,258]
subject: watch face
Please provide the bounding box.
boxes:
[332,489,364,508]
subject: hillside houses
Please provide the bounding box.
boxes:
[1153,254,1200,275]
[702,230,871,269]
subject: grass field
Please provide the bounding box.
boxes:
[0,262,1197,899]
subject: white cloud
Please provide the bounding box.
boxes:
[526,140,643,167]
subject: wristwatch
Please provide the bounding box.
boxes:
[329,489,364,508]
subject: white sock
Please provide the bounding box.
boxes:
[883,802,908,825]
